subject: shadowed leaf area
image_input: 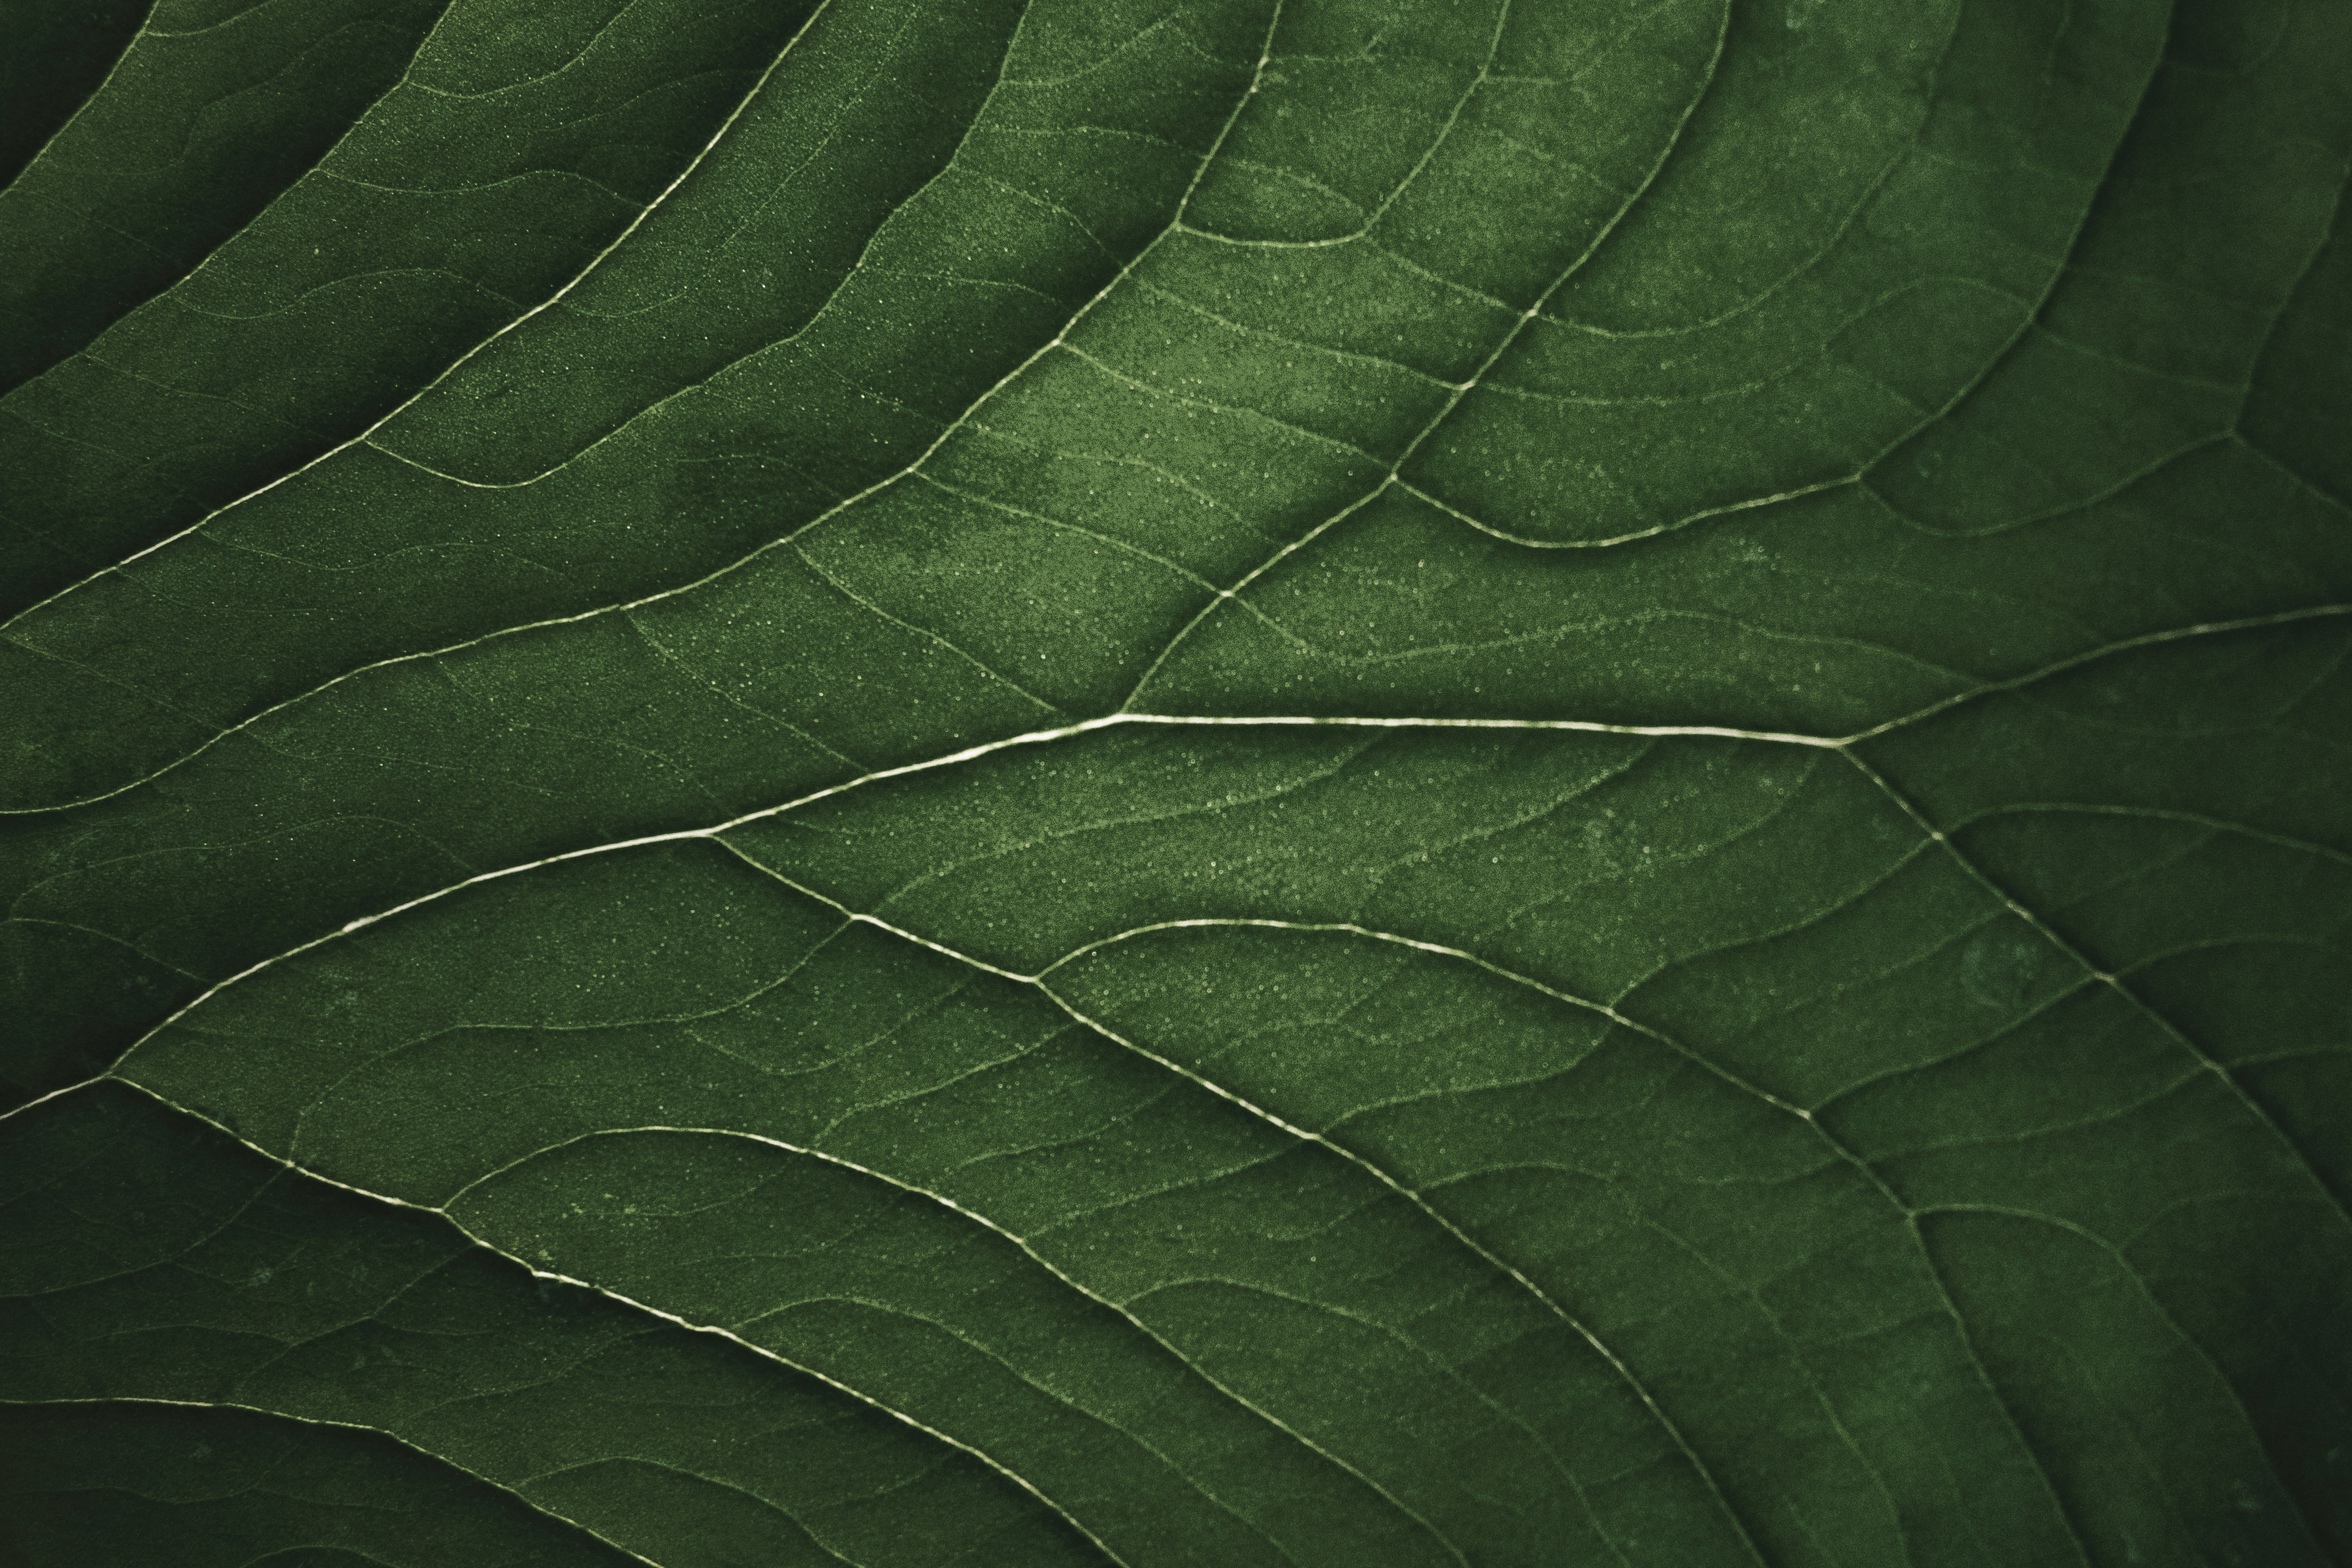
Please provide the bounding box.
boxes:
[2,1,2347,1564]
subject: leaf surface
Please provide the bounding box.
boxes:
[3,2,2348,1565]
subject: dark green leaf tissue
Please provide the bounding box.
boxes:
[2,1,2346,1564]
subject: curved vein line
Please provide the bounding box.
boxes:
[447,1123,1454,1568]
[655,862,1765,1566]
[0,0,466,402]
[2234,152,2351,427]
[1911,1202,2337,1560]
[505,1462,869,1568]
[1037,917,1811,1114]
[1035,914,2090,1562]
[1845,602,2352,744]
[1052,339,1385,463]
[17,756,2212,1563]
[0,688,1845,818]
[364,0,1000,492]
[0,632,2333,1131]
[1805,968,2103,1116]
[42,582,2319,831]
[12,452,2325,823]
[0,1395,671,1568]
[1842,748,2352,1235]
[1395,474,1858,550]
[84,1076,1132,1568]
[0,0,843,637]
[0,1151,299,1300]
[672,852,1748,1553]
[2235,432,2352,517]
[0,2,159,207]
[0,713,1816,1131]
[1115,1274,1627,1568]
[791,543,1062,714]
[0,0,1290,816]
[1034,985,1765,1567]
[1948,802,2352,869]
[910,471,1225,594]
[1843,13,2176,505]
[1129,279,1465,392]
[397,0,651,103]
[1116,0,1731,712]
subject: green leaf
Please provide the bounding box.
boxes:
[3,2,2346,1565]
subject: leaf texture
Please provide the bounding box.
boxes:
[2,2,2347,1565]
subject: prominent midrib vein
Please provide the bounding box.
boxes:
[13,580,2344,820]
[13,692,2306,1562]
[8,10,2338,1567]
[10,577,2347,1132]
[15,598,2348,1111]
